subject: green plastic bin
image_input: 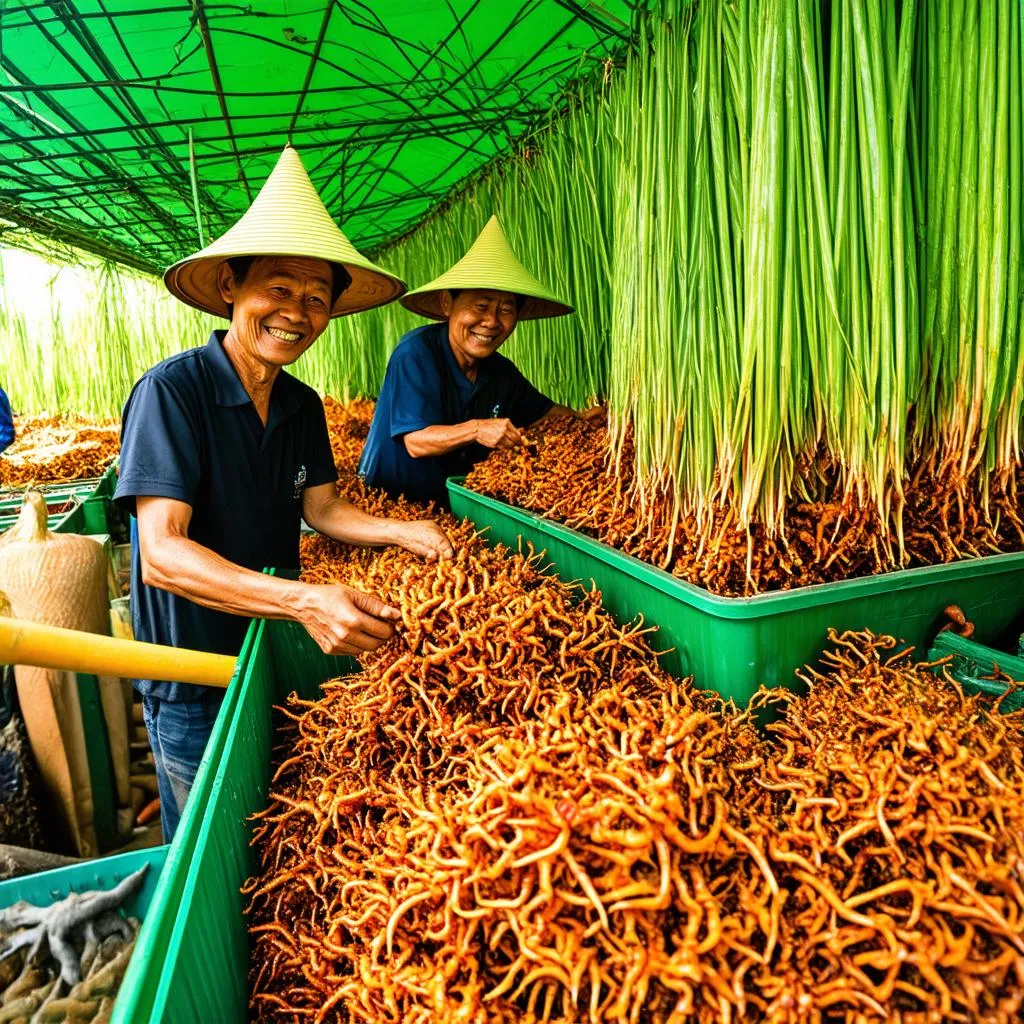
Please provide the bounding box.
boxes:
[0,845,167,914]
[927,631,1024,712]
[0,501,88,535]
[0,485,91,516]
[0,464,116,535]
[126,616,354,1023]
[0,844,168,1013]
[96,460,119,499]
[109,626,253,1024]
[111,582,310,1024]
[448,479,1024,704]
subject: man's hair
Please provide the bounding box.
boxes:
[226,255,352,308]
[448,288,526,312]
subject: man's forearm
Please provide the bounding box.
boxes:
[403,421,479,458]
[142,533,308,621]
[306,497,403,547]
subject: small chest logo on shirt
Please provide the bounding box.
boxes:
[491,403,502,418]
[293,464,307,499]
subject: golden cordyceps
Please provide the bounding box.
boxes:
[244,476,1024,1022]
[322,396,375,479]
[245,505,777,1023]
[748,631,1024,1023]
[0,415,119,488]
[464,418,1024,597]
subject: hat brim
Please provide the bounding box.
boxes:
[165,252,406,319]
[400,287,573,322]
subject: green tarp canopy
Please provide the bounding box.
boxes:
[0,0,634,272]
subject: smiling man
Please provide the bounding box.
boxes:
[114,146,452,841]
[359,216,603,507]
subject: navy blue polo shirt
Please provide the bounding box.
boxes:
[358,322,552,506]
[0,387,13,453]
[114,331,337,702]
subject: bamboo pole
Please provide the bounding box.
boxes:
[0,615,236,688]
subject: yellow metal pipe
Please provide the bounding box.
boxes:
[0,615,236,688]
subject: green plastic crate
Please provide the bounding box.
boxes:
[0,845,167,1015]
[0,477,101,506]
[125,616,354,1023]
[0,845,167,914]
[0,486,91,516]
[109,619,256,1024]
[0,464,116,534]
[448,479,1024,704]
[96,460,119,499]
[927,631,1024,712]
[0,501,88,535]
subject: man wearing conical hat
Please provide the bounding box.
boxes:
[358,217,603,507]
[113,146,452,841]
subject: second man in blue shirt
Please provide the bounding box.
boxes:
[360,216,603,507]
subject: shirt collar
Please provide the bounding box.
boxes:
[205,331,251,408]
[204,330,302,422]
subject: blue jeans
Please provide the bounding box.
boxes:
[141,692,222,842]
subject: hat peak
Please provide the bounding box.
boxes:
[164,144,406,318]
[400,214,573,322]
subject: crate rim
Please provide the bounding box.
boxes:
[447,478,1024,619]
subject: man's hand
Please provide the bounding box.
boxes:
[297,583,400,657]
[475,417,524,450]
[578,405,606,426]
[394,520,455,562]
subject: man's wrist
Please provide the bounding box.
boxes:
[375,517,405,547]
[277,577,311,621]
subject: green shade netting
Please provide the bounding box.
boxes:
[0,0,634,272]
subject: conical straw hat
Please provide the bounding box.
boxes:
[401,216,573,321]
[164,145,406,318]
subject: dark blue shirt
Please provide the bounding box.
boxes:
[358,323,552,506]
[0,388,13,454]
[114,332,337,701]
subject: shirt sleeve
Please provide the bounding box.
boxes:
[386,345,444,440]
[304,399,338,488]
[505,361,554,427]
[114,373,202,516]
[0,390,14,453]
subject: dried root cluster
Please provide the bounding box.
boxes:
[0,415,119,488]
[464,419,1024,597]
[247,513,773,1023]
[323,396,375,479]
[753,632,1024,1022]
[245,491,1024,1022]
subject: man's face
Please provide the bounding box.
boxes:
[441,289,519,364]
[217,256,334,367]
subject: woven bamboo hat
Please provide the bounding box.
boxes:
[164,145,406,318]
[401,215,573,321]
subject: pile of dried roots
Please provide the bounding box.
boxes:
[247,511,772,1023]
[0,415,119,488]
[322,396,375,481]
[752,631,1024,1021]
[245,492,1024,1022]
[464,418,1024,597]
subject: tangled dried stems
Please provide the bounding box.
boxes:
[323,397,375,478]
[246,407,1024,1020]
[0,415,119,488]
[464,419,1024,597]
[748,631,1024,1022]
[246,505,774,1023]
[246,477,1024,1021]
